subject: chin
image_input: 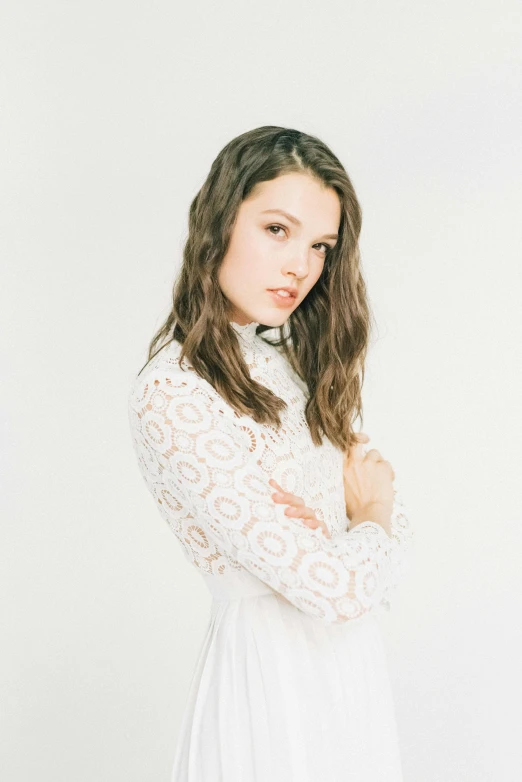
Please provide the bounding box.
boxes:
[258,312,290,329]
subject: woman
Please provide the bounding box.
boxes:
[128,126,414,781]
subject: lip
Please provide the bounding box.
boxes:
[267,287,298,298]
[267,288,298,308]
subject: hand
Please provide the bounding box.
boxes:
[269,479,331,539]
[345,433,394,481]
[342,432,395,533]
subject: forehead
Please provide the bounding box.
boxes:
[245,173,341,226]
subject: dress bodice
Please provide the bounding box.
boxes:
[128,322,413,623]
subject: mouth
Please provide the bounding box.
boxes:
[267,288,298,307]
[267,287,298,299]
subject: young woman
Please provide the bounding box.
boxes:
[128,126,414,781]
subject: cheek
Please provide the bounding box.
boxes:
[218,248,264,298]
[224,236,267,280]
[305,264,325,292]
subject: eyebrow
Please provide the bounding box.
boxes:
[260,208,339,241]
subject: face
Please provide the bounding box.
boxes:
[217,172,341,327]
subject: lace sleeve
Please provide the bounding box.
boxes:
[375,484,415,611]
[129,366,398,625]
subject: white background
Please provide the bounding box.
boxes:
[2,1,521,780]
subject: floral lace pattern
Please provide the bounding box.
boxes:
[128,322,414,624]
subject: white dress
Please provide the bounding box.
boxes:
[128,320,414,782]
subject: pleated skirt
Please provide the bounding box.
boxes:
[170,590,403,782]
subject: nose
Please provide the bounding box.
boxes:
[281,245,310,280]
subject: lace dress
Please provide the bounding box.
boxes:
[128,320,414,782]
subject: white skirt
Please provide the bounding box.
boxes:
[171,569,403,782]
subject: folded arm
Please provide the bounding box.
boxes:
[130,368,403,625]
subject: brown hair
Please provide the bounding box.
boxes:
[140,125,375,451]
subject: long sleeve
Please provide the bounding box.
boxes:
[371,484,414,612]
[129,363,403,626]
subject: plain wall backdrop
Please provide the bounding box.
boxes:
[2,1,521,780]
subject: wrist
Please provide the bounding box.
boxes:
[349,502,391,535]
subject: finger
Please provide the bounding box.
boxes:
[278,492,304,510]
[382,460,395,480]
[269,479,304,503]
[302,516,331,538]
[277,494,305,507]
[268,478,289,494]
[319,520,331,538]
[292,510,321,529]
[284,505,316,519]
[346,441,368,463]
[355,441,369,459]
[364,448,383,461]
[270,486,305,508]
[300,515,319,526]
[344,435,370,463]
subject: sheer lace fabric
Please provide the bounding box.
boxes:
[128,321,414,625]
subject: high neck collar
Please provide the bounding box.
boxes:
[230,321,260,342]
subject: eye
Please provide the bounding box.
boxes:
[266,225,334,255]
[314,242,332,255]
[266,224,286,237]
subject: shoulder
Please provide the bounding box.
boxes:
[127,339,239,424]
[127,340,261,464]
[128,339,192,409]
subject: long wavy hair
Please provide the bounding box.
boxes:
[140,125,376,451]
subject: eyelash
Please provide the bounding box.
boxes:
[266,224,333,255]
